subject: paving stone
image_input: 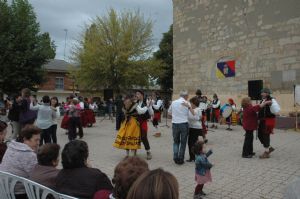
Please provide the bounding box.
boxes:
[51,118,300,199]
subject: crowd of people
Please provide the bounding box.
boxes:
[0,86,281,199]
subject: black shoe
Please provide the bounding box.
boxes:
[174,159,179,164]
[194,194,202,199]
[242,155,253,158]
[251,152,256,156]
[204,139,208,144]
[200,191,206,196]
[177,159,184,165]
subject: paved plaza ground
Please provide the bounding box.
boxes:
[55,117,300,199]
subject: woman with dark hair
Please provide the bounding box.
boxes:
[30,95,57,145]
[113,94,141,157]
[0,125,40,198]
[187,96,203,162]
[94,157,149,199]
[126,168,179,199]
[29,143,60,189]
[50,97,60,143]
[55,140,113,199]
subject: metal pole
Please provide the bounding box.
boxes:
[63,29,68,61]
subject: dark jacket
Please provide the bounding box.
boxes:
[55,167,113,199]
[19,98,37,125]
[8,101,20,122]
[29,165,60,189]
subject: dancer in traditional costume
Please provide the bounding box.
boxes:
[61,97,71,131]
[136,90,153,160]
[151,92,163,137]
[210,94,221,129]
[113,94,141,157]
[67,98,82,141]
[199,96,208,143]
[82,98,96,127]
[220,98,237,131]
[258,88,280,159]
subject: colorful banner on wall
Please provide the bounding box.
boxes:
[216,60,235,79]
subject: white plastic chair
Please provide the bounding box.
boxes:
[0,171,78,199]
[0,170,21,199]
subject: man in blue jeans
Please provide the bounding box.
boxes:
[168,91,194,165]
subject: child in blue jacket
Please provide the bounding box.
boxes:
[194,141,213,199]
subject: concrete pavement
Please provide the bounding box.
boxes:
[54,118,300,199]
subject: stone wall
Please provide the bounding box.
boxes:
[173,0,300,114]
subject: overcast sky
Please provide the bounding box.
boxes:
[28,0,173,62]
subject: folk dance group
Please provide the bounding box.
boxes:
[112,88,280,199]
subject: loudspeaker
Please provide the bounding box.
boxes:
[104,89,114,101]
[248,80,263,100]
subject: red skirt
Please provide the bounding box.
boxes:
[85,109,96,124]
[80,111,88,127]
[153,112,161,122]
[265,118,276,134]
[61,114,69,130]
[211,109,220,122]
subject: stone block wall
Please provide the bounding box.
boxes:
[173,0,300,114]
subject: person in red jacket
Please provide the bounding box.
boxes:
[241,97,271,158]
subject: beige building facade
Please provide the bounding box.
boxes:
[173,0,300,114]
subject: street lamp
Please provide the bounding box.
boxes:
[63,29,68,61]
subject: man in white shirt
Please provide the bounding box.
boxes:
[168,90,190,165]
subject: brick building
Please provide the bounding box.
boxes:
[173,0,300,114]
[37,59,79,103]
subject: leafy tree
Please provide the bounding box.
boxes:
[72,9,162,93]
[154,25,173,91]
[0,0,55,95]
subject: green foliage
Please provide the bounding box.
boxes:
[154,25,173,91]
[0,0,56,95]
[72,9,162,93]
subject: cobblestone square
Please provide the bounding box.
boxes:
[56,117,300,199]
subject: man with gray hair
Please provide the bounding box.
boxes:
[168,90,194,165]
